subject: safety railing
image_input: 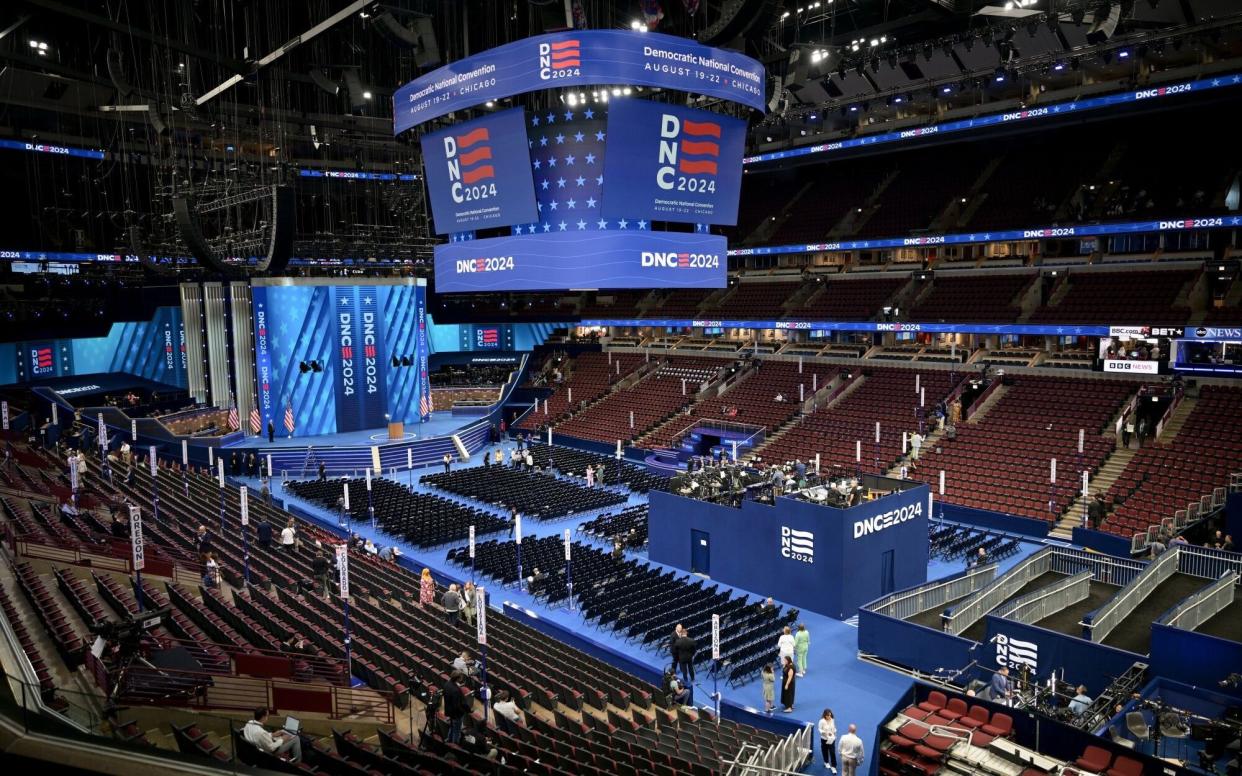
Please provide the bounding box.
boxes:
[1047,545,1147,586]
[1177,543,1242,582]
[722,722,814,776]
[1130,475,1237,555]
[862,563,997,621]
[995,571,1092,626]
[1083,545,1181,643]
[943,548,1054,635]
[1157,571,1238,631]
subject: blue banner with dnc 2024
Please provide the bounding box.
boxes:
[433,230,727,293]
[394,30,766,133]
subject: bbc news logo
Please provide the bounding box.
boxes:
[443,126,495,204]
[780,526,814,564]
[657,115,722,191]
[538,39,581,80]
[30,347,54,375]
[995,634,1038,671]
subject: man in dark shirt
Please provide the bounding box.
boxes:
[195,525,213,559]
[442,672,471,744]
[673,630,698,686]
[256,517,273,549]
[312,552,331,596]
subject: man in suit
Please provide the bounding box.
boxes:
[673,628,697,686]
[267,419,275,443]
[442,672,471,744]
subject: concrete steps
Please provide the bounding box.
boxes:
[751,375,869,460]
[1051,447,1137,538]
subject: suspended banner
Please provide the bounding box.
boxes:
[745,70,1242,166]
[729,214,1240,257]
[579,318,1111,336]
[434,230,727,292]
[394,30,766,132]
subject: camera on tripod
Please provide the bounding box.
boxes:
[88,607,170,649]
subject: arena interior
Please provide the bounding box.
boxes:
[1,1,1242,775]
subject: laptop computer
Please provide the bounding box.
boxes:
[283,716,300,734]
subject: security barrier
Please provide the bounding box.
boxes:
[995,571,1092,626]
[722,722,814,776]
[863,563,996,621]
[1158,571,1238,631]
[1083,546,1181,643]
[943,548,1054,635]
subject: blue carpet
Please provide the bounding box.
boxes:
[250,440,1044,767]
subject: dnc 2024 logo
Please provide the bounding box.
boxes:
[538,39,580,80]
[657,114,721,194]
[442,126,497,204]
[780,526,814,564]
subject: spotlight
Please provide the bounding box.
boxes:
[299,361,309,374]
[392,356,400,368]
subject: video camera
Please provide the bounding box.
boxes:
[88,607,170,646]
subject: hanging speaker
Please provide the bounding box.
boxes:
[253,185,294,276]
[1086,2,1121,44]
[106,47,133,98]
[699,0,776,47]
[173,196,231,274]
[309,68,340,97]
[413,17,441,68]
[148,104,169,136]
[343,69,367,110]
[372,11,420,48]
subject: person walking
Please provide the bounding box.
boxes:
[838,724,864,776]
[777,625,796,667]
[1123,416,1135,448]
[418,568,435,607]
[462,581,477,626]
[313,551,331,597]
[761,663,775,714]
[318,461,327,482]
[585,465,595,488]
[673,628,697,687]
[780,656,797,713]
[794,623,810,677]
[819,709,838,773]
[280,519,296,552]
[442,452,452,475]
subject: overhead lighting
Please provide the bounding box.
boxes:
[1117,49,1131,58]
[942,85,953,93]
[623,87,632,95]
[567,93,578,106]
[630,20,646,31]
[485,100,495,107]
[893,96,904,104]
[781,11,790,19]
[362,91,373,100]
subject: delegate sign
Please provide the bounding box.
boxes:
[602,100,746,226]
[394,30,765,133]
[421,108,538,234]
[434,230,727,292]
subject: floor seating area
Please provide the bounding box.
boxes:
[578,504,649,549]
[451,535,795,687]
[928,524,1021,564]
[555,357,723,444]
[286,477,509,547]
[526,442,669,493]
[1100,385,1242,538]
[756,368,956,475]
[420,465,627,520]
[909,376,1131,520]
[640,360,825,450]
[908,272,1036,323]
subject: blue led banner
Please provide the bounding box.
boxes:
[745,71,1242,166]
[0,138,106,160]
[298,169,417,181]
[434,230,727,292]
[602,100,746,226]
[421,108,540,234]
[393,31,766,132]
[416,285,432,423]
[579,319,1111,336]
[729,214,1242,257]
[253,287,275,434]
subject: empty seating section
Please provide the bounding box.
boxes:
[1101,386,1242,537]
[758,369,956,474]
[431,387,500,411]
[728,173,795,243]
[883,692,1025,776]
[641,361,826,449]
[287,477,509,547]
[518,351,641,430]
[645,288,713,318]
[710,280,801,318]
[556,357,722,444]
[965,139,1104,231]
[856,147,989,238]
[578,290,649,318]
[579,505,649,548]
[910,377,1131,520]
[1030,268,1196,325]
[793,275,907,320]
[768,170,883,244]
[526,442,669,493]
[421,465,626,520]
[451,535,796,687]
[909,273,1035,323]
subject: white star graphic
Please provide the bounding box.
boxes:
[584,153,596,164]
[533,159,541,170]
[540,180,550,190]
[637,220,648,230]
[531,116,540,126]
[595,131,605,142]
[550,201,558,210]
[573,132,585,142]
[566,198,577,209]
[555,134,565,144]
[596,175,604,185]
[597,219,608,229]
[543,223,552,232]
[565,154,576,165]
[563,111,573,121]
[583,109,594,119]
[577,220,587,230]
[557,177,566,188]
[586,197,597,208]
[618,219,628,229]
[575,176,586,187]
[539,136,548,147]
[547,156,557,167]
[545,113,555,124]
[558,221,568,231]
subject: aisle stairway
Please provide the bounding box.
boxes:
[1051,447,1137,538]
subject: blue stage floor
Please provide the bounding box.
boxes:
[247,439,1045,767]
[223,412,476,449]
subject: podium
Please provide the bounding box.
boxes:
[387,422,404,440]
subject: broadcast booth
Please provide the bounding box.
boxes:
[649,474,930,620]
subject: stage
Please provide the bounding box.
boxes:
[221,412,475,450]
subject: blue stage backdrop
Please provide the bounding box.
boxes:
[393,30,765,131]
[0,306,187,387]
[421,108,539,234]
[602,99,746,226]
[434,230,727,292]
[648,485,930,620]
[982,615,1143,697]
[250,280,430,436]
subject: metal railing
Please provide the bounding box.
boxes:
[1083,545,1181,643]
[722,722,814,776]
[995,571,1092,626]
[1130,474,1238,554]
[1177,544,1242,582]
[1047,545,1146,586]
[943,549,1054,636]
[863,563,997,621]
[1158,571,1238,631]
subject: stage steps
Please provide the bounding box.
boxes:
[1051,446,1137,538]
